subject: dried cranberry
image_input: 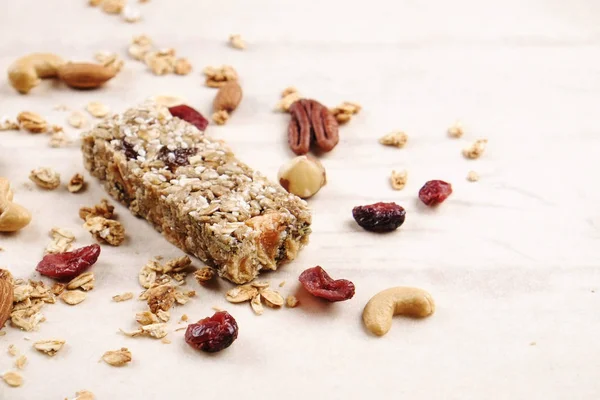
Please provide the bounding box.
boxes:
[185,311,239,353]
[168,105,209,131]
[419,180,452,206]
[36,244,101,280]
[157,147,197,171]
[352,202,405,232]
[298,266,355,302]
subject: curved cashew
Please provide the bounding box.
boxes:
[362,286,435,336]
[0,178,32,232]
[7,53,65,94]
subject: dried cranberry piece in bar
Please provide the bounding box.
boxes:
[36,244,101,280]
[168,105,209,131]
[298,266,355,302]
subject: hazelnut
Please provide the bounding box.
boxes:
[277,156,326,199]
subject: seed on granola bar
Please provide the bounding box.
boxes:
[29,167,60,190]
[68,173,85,193]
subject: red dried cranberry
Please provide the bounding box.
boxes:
[298,266,355,302]
[419,180,452,206]
[36,244,101,280]
[185,311,239,353]
[157,146,197,171]
[352,202,406,232]
[168,105,209,131]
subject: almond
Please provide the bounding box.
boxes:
[213,81,242,113]
[58,62,117,89]
[0,269,14,328]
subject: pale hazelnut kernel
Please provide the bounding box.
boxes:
[277,156,326,199]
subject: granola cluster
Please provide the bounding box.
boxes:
[80,199,125,246]
[128,35,192,76]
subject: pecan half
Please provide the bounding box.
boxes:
[288,99,339,155]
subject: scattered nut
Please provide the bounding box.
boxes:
[2,371,23,387]
[463,139,488,159]
[86,102,110,118]
[102,348,131,367]
[285,295,299,308]
[57,62,117,89]
[362,287,435,336]
[379,131,408,148]
[68,173,86,193]
[275,87,301,112]
[330,102,361,124]
[45,227,75,254]
[17,111,47,133]
[60,290,87,306]
[29,167,61,190]
[278,155,326,199]
[213,81,243,121]
[203,65,238,88]
[229,34,246,50]
[67,111,87,129]
[467,170,480,182]
[447,121,464,138]
[83,216,125,246]
[33,339,65,356]
[194,267,215,284]
[112,292,134,302]
[174,58,192,75]
[8,53,65,94]
[390,170,408,190]
[0,179,32,232]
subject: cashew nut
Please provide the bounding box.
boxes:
[0,178,32,232]
[362,286,435,336]
[8,53,65,94]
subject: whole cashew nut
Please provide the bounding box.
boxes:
[7,53,65,94]
[0,178,32,232]
[362,286,435,336]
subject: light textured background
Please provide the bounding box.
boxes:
[1,0,600,399]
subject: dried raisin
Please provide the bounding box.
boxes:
[168,105,209,131]
[185,311,238,353]
[36,244,101,280]
[157,146,197,171]
[298,266,355,302]
[352,202,405,232]
[418,180,452,206]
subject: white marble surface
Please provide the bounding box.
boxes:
[1,0,600,399]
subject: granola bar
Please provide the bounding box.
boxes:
[82,103,311,284]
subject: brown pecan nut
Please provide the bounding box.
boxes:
[288,99,339,155]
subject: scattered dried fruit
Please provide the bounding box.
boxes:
[102,348,132,367]
[298,266,355,302]
[36,244,101,280]
[202,65,238,88]
[83,216,125,246]
[86,101,110,118]
[68,173,86,193]
[60,290,87,305]
[112,292,134,302]
[379,131,408,148]
[467,171,479,182]
[463,139,488,159]
[288,99,339,155]
[418,180,452,206]
[17,111,47,133]
[390,169,408,190]
[330,102,361,124]
[352,202,406,232]
[229,34,246,50]
[447,121,464,138]
[29,167,60,189]
[168,104,209,131]
[278,155,326,199]
[33,339,65,356]
[185,311,238,353]
[2,371,23,387]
